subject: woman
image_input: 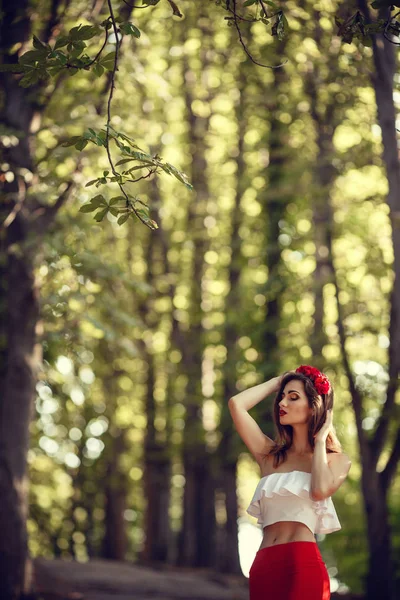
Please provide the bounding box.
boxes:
[229,365,351,600]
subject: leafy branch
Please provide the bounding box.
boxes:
[1,0,188,230]
[64,124,192,227]
[336,4,400,46]
[216,0,289,68]
[215,0,400,59]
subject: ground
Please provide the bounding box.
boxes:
[33,558,364,600]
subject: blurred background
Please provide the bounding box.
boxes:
[1,1,400,599]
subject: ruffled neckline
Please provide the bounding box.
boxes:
[259,470,312,482]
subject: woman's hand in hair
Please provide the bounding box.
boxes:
[275,370,296,391]
[314,409,333,443]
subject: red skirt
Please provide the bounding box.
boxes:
[249,541,330,600]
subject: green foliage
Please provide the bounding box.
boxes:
[62,124,192,227]
[334,12,396,45]
[218,1,400,48]
[2,7,192,230]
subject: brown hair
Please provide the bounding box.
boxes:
[267,371,343,468]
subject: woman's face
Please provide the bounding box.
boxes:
[278,379,313,425]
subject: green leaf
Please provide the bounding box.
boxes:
[94,207,109,222]
[100,51,116,71]
[19,50,47,65]
[90,194,107,208]
[75,138,88,151]
[162,162,193,190]
[109,196,126,205]
[52,51,68,65]
[117,213,130,225]
[32,35,48,52]
[130,150,154,162]
[101,19,113,31]
[54,36,69,50]
[135,208,158,229]
[93,62,104,77]
[61,136,82,147]
[272,12,288,40]
[79,203,97,213]
[85,179,98,187]
[82,130,97,141]
[243,0,258,6]
[280,13,289,38]
[109,207,120,217]
[47,66,65,76]
[103,170,109,177]
[68,40,86,58]
[120,22,141,38]
[114,131,140,148]
[20,69,40,87]
[115,158,136,166]
[97,130,107,143]
[69,25,100,41]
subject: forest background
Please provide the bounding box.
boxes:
[1,1,400,599]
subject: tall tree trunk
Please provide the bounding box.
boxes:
[128,177,172,564]
[99,347,128,561]
[305,9,340,364]
[0,5,42,596]
[102,432,128,561]
[177,17,217,568]
[258,38,290,409]
[0,245,39,599]
[218,61,248,575]
[148,178,193,566]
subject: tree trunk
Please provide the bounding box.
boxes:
[259,38,290,404]
[360,472,394,599]
[141,310,171,564]
[217,63,248,575]
[310,127,335,363]
[305,10,340,364]
[0,4,40,593]
[177,17,217,567]
[0,243,39,599]
[102,433,128,561]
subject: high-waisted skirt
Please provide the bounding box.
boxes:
[249,541,330,600]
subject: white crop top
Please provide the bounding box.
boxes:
[246,470,341,535]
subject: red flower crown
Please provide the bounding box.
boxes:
[295,365,331,395]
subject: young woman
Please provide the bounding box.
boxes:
[229,365,351,600]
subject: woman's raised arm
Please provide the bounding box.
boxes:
[228,377,281,464]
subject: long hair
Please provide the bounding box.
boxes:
[267,371,343,469]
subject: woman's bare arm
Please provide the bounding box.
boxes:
[228,377,281,464]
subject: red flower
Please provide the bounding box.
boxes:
[296,365,313,376]
[317,379,330,394]
[295,365,331,395]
